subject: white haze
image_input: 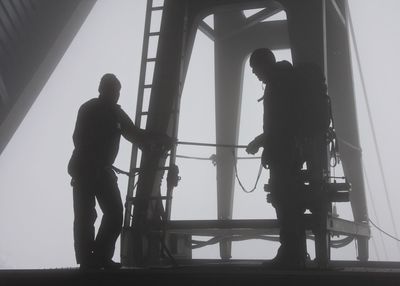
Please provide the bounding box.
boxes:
[0,0,399,268]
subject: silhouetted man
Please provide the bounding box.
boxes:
[246,49,306,269]
[68,73,171,270]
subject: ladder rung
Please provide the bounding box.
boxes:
[146,58,157,62]
[151,6,164,11]
[140,111,149,116]
[148,32,160,37]
[143,84,153,89]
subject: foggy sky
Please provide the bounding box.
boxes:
[0,0,399,268]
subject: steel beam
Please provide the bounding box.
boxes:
[0,0,97,154]
[127,0,368,266]
[198,20,215,41]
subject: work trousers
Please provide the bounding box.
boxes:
[267,136,306,261]
[72,168,123,264]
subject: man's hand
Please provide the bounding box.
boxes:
[246,134,265,155]
[149,133,175,151]
[159,134,175,150]
[246,140,260,155]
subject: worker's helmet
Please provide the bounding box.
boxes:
[249,48,276,68]
[98,73,121,96]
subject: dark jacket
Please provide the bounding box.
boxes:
[263,60,297,138]
[68,97,145,179]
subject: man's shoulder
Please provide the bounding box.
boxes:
[77,98,107,120]
[275,61,294,78]
[79,98,99,109]
[274,60,293,72]
[82,97,100,106]
[272,61,294,82]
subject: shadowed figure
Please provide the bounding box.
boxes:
[246,49,307,269]
[68,73,172,270]
[247,48,331,269]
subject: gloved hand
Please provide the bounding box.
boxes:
[246,134,265,155]
[148,132,175,151]
[159,134,175,150]
[246,139,260,155]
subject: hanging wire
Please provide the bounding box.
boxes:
[363,165,388,260]
[191,235,280,249]
[369,219,400,243]
[347,6,400,254]
[232,150,263,193]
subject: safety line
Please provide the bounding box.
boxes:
[176,154,261,161]
[177,140,247,149]
[232,150,263,194]
[176,154,216,161]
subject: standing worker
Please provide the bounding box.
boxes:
[68,73,172,270]
[246,49,306,269]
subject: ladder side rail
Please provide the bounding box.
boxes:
[124,0,155,228]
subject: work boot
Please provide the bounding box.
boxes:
[263,246,306,270]
[102,259,122,270]
[79,254,102,271]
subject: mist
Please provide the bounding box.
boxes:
[0,0,399,268]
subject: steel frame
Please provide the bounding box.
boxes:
[122,0,370,267]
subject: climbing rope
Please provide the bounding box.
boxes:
[232,150,263,193]
[115,140,265,194]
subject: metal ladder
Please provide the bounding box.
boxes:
[123,0,165,229]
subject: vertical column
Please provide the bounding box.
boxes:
[214,11,246,260]
[129,0,197,266]
[283,0,331,267]
[326,0,369,261]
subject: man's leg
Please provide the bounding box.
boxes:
[94,171,123,266]
[72,185,97,267]
[271,175,305,258]
[269,142,306,268]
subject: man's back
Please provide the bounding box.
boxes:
[263,60,297,137]
[69,98,123,177]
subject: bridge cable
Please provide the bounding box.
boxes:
[369,218,400,243]
[348,7,400,253]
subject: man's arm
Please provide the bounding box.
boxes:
[118,108,173,150]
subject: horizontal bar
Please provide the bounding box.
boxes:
[166,219,280,230]
[127,216,370,238]
[151,6,163,11]
[327,217,370,237]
